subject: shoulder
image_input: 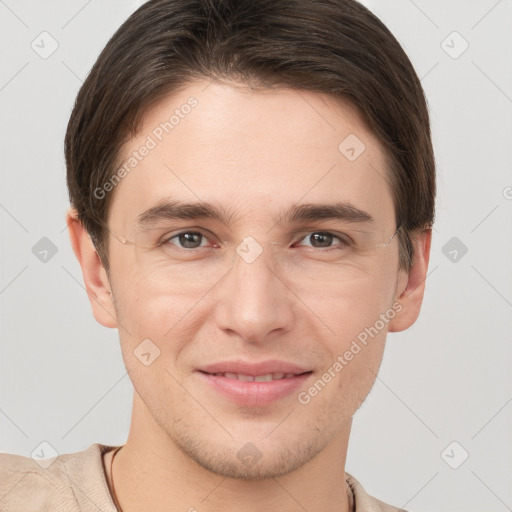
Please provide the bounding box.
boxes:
[0,443,119,512]
[346,472,410,512]
[0,449,76,510]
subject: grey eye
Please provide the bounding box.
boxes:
[166,231,208,249]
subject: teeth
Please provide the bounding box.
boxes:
[254,374,273,382]
[217,372,292,381]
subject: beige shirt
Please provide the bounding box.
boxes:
[0,443,408,511]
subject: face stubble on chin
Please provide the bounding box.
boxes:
[103,79,404,481]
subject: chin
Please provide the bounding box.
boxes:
[170,425,325,480]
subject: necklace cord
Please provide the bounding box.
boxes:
[110,446,123,511]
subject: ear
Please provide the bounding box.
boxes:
[388,228,432,333]
[66,207,118,328]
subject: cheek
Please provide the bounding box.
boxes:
[111,268,208,381]
[298,267,395,331]
[309,310,388,422]
[110,260,196,331]
[113,280,184,404]
[304,271,395,397]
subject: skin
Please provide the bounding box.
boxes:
[67,79,431,512]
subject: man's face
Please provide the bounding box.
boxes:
[104,79,405,478]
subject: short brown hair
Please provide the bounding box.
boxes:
[65,0,435,274]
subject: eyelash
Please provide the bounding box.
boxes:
[161,230,351,252]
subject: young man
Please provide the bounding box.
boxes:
[0,0,435,510]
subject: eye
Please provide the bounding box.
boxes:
[294,231,350,250]
[163,231,214,250]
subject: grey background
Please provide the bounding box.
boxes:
[1,1,511,510]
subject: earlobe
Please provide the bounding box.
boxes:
[388,228,432,333]
[66,207,118,328]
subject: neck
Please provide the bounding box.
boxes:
[111,393,353,512]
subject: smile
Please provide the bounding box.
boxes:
[210,372,300,381]
[197,370,313,407]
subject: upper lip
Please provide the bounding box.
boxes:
[198,360,312,376]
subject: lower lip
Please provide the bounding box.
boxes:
[197,371,313,407]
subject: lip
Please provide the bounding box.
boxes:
[196,360,313,407]
[198,359,311,376]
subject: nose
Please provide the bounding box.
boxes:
[213,239,295,344]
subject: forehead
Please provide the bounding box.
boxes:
[108,79,395,231]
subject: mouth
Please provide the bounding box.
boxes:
[196,363,313,407]
[203,371,308,382]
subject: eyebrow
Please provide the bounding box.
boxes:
[136,199,374,228]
